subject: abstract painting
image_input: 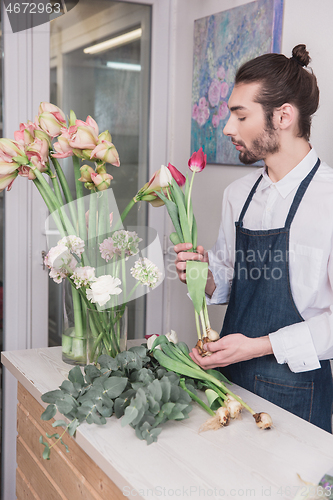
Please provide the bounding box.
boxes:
[190,0,284,165]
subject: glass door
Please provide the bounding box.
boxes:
[49,0,151,345]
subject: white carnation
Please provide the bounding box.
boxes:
[58,235,85,257]
[86,275,122,307]
[71,266,96,288]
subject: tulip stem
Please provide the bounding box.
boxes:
[203,298,210,331]
[72,155,87,241]
[194,310,201,340]
[187,171,196,228]
[179,379,215,416]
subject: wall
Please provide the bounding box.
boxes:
[163,0,333,346]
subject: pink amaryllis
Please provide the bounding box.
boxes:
[0,171,18,192]
[52,127,75,159]
[37,102,67,138]
[90,140,120,167]
[90,171,113,191]
[188,147,207,173]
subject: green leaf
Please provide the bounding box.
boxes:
[186,261,208,314]
[39,436,51,460]
[128,345,148,358]
[169,232,181,245]
[170,178,191,243]
[60,438,69,453]
[205,389,220,409]
[84,365,101,384]
[41,404,57,421]
[206,368,231,384]
[155,191,184,244]
[60,380,79,398]
[104,377,128,399]
[192,216,198,250]
[98,355,119,371]
[52,420,67,428]
[57,395,77,415]
[45,432,60,439]
[68,366,85,388]
[148,379,163,402]
[121,406,139,427]
[41,389,65,404]
[160,377,171,403]
[68,419,80,436]
[161,402,175,415]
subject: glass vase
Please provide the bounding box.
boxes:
[62,282,87,366]
[86,306,128,364]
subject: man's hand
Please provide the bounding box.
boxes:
[189,334,273,369]
[174,243,206,283]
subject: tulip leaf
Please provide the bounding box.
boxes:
[205,388,219,409]
[170,232,181,245]
[170,178,191,243]
[192,216,198,250]
[186,261,208,314]
[155,191,184,244]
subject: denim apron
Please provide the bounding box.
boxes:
[221,159,333,432]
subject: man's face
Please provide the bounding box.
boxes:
[223,82,280,164]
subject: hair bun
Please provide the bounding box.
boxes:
[291,44,311,67]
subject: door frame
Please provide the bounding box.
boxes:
[1,1,171,497]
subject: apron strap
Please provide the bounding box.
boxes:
[237,175,263,227]
[284,158,321,229]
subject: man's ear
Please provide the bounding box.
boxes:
[274,103,295,130]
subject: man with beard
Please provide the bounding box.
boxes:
[174,44,333,432]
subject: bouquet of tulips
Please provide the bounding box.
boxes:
[0,102,187,364]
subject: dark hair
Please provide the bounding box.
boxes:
[235,44,319,141]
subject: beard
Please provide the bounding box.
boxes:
[237,126,280,165]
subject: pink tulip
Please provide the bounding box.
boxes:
[90,141,120,167]
[188,147,207,173]
[0,171,18,192]
[167,163,186,186]
[90,171,113,191]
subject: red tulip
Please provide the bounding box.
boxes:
[188,147,207,173]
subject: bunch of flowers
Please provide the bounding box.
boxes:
[0,102,187,364]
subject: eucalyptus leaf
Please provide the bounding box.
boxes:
[98,354,119,371]
[41,389,65,404]
[84,364,102,384]
[68,419,80,436]
[121,406,139,427]
[104,376,128,399]
[45,432,60,439]
[68,365,85,388]
[186,261,208,314]
[41,404,57,421]
[52,420,67,428]
[60,380,79,398]
[60,438,69,453]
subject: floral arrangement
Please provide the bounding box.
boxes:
[0,102,185,364]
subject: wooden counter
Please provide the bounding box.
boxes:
[2,346,333,500]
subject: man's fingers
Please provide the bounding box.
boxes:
[174,242,193,253]
[204,339,223,353]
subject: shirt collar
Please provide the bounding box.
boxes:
[258,148,319,198]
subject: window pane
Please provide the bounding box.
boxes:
[49,0,151,346]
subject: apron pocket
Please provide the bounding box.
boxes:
[254,374,314,422]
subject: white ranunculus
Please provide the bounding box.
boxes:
[46,244,73,271]
[86,275,122,307]
[165,330,178,344]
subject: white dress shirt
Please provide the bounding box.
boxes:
[207,148,333,373]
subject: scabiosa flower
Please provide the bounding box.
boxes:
[130,258,162,288]
[71,266,96,289]
[58,235,85,258]
[112,230,142,257]
[99,237,116,262]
